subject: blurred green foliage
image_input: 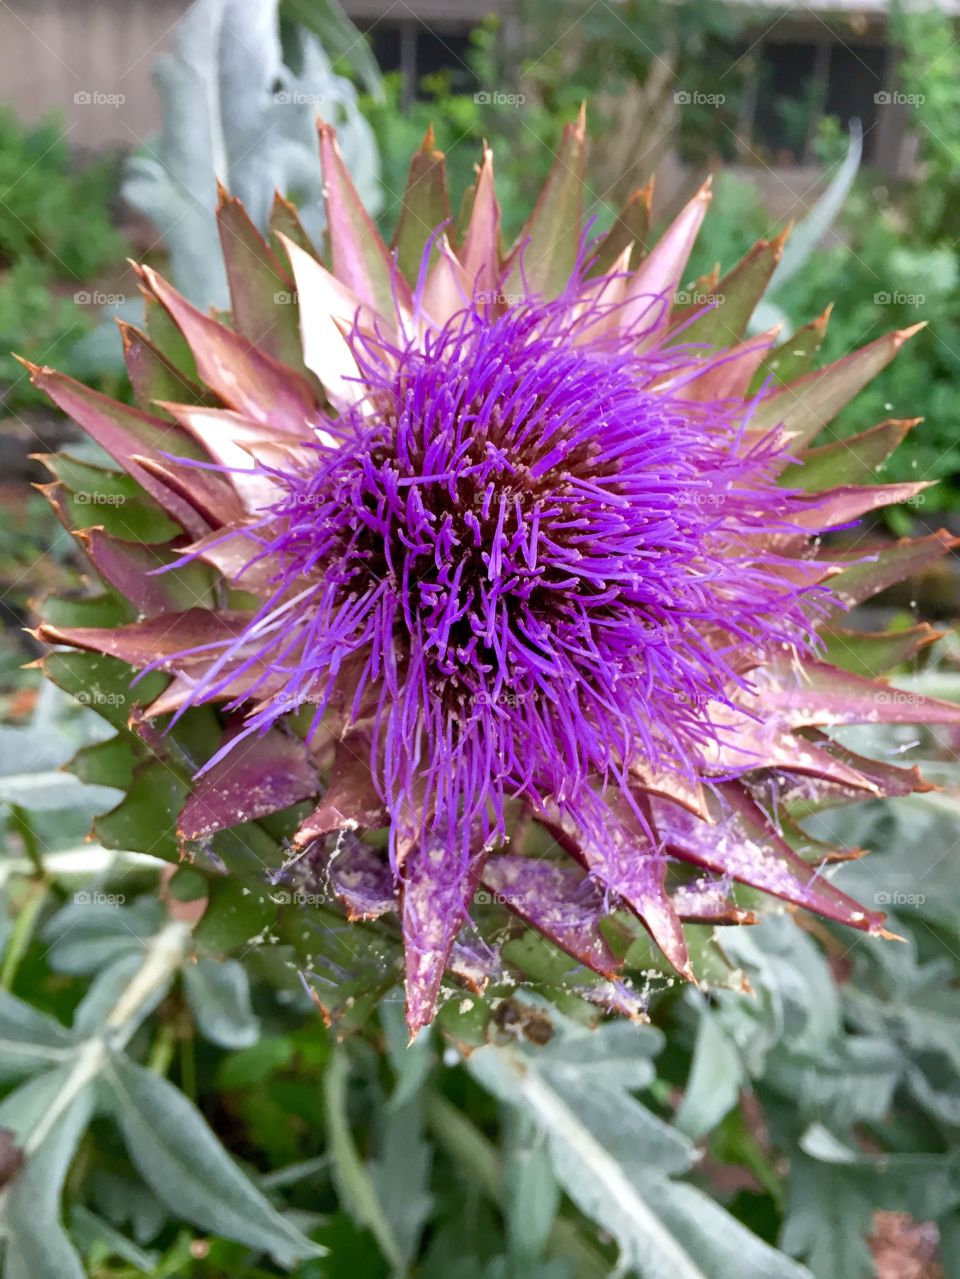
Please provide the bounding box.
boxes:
[0,109,124,278]
[0,109,127,412]
[365,5,960,515]
[0,9,959,1278]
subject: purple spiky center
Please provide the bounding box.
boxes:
[195,295,818,860]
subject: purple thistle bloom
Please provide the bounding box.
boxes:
[28,115,960,1033]
[183,291,816,850]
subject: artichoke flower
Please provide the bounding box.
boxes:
[25,113,960,1034]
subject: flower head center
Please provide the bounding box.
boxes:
[282,304,695,715]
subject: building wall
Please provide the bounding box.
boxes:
[0,0,503,148]
[0,0,914,191]
[0,0,190,148]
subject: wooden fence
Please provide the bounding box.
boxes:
[0,0,189,148]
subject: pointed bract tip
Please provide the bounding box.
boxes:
[771,222,793,253]
[876,926,908,943]
[12,354,41,378]
[271,189,297,214]
[115,317,138,345]
[420,123,437,152]
[896,321,927,342]
[812,301,834,333]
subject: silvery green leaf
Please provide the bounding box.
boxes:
[324,1046,406,1273]
[781,1154,881,1279]
[844,938,960,1072]
[907,1063,960,1125]
[42,897,165,975]
[380,996,433,1108]
[66,298,143,379]
[675,996,744,1140]
[822,791,960,943]
[104,1052,324,1267]
[0,770,119,815]
[1,1085,92,1279]
[368,1098,432,1267]
[0,692,120,814]
[545,1072,693,1179]
[182,957,260,1049]
[72,951,171,1040]
[281,0,383,98]
[706,917,842,1085]
[122,0,381,309]
[524,1001,662,1091]
[88,1168,168,1248]
[798,1123,860,1164]
[0,723,73,775]
[502,1111,559,1265]
[69,1205,159,1274]
[0,1066,77,1143]
[121,0,230,307]
[468,1041,812,1279]
[764,1034,902,1131]
[640,1178,813,1279]
[0,991,72,1081]
[751,122,862,333]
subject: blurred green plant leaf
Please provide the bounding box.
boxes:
[183,956,260,1049]
[103,1052,324,1268]
[1,1087,92,1279]
[0,991,73,1081]
[368,1096,432,1268]
[380,996,433,1109]
[502,1110,560,1266]
[42,897,166,975]
[468,1010,812,1279]
[674,995,744,1140]
[323,1045,407,1273]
